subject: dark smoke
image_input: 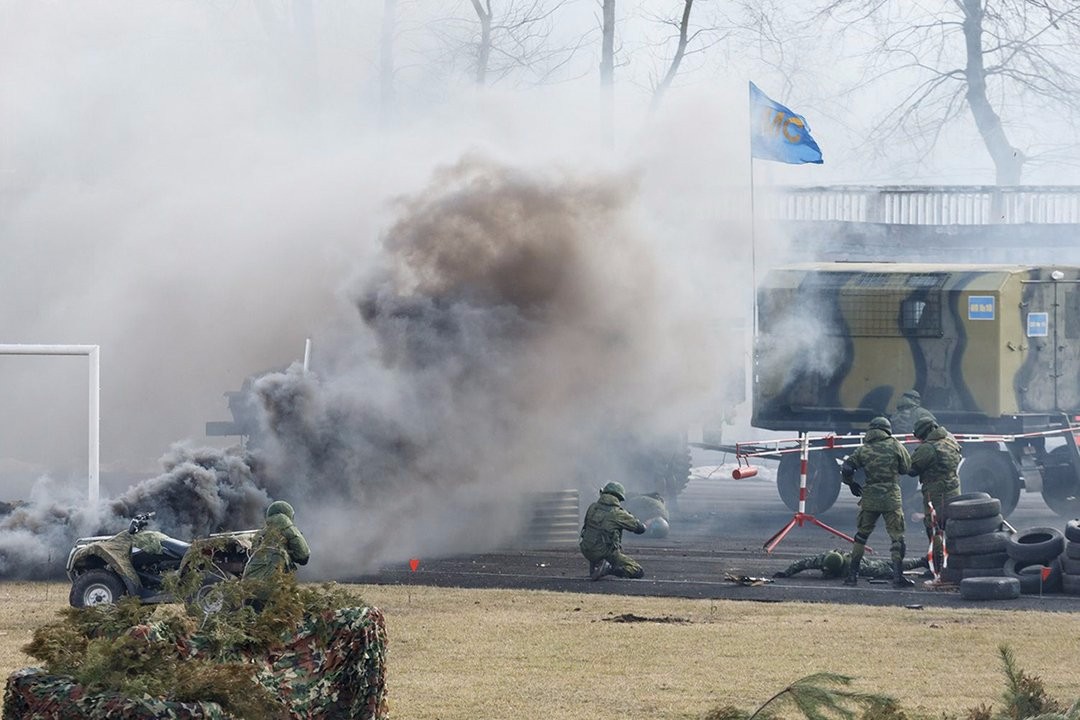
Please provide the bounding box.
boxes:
[0,157,714,580]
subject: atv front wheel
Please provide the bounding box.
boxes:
[69,569,127,608]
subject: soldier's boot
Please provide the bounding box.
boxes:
[843,555,861,586]
[893,546,915,588]
[590,559,611,581]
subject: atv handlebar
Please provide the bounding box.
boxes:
[129,511,156,534]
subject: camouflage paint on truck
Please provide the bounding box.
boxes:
[751,263,1080,518]
[753,263,1080,434]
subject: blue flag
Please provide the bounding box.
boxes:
[749,82,823,164]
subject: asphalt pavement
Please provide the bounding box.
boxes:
[348,464,1080,612]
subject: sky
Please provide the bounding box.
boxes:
[1,0,1078,576]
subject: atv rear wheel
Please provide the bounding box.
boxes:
[70,569,126,608]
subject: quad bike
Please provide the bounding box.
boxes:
[66,512,257,608]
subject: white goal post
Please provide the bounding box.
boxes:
[0,344,100,505]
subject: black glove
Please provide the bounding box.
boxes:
[633,522,647,535]
[848,483,862,497]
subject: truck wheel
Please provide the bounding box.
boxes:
[959,451,1021,517]
[70,570,127,608]
[1040,446,1080,517]
[777,452,840,515]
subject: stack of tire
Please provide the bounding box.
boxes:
[1059,519,1080,595]
[1002,525,1065,594]
[940,492,1009,585]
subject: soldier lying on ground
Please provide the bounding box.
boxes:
[773,549,928,579]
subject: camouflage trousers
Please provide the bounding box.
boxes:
[587,549,644,579]
[850,507,906,566]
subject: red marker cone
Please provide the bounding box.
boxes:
[409,558,420,572]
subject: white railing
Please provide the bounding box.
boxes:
[766,186,1080,225]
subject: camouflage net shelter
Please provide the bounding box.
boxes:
[3,605,389,720]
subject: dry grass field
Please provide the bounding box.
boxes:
[2,582,1080,719]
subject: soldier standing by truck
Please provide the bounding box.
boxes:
[907,417,962,574]
[839,417,914,588]
[890,390,936,435]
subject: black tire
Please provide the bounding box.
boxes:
[1005,558,1063,594]
[959,451,1021,517]
[946,514,1003,538]
[1063,573,1080,595]
[946,497,1002,521]
[943,492,992,519]
[777,452,841,515]
[1040,446,1080,517]
[947,552,1008,570]
[955,567,1006,578]
[192,577,227,614]
[1006,526,1065,564]
[69,569,127,608]
[949,530,1010,556]
[959,576,1021,601]
[1068,541,1080,560]
[1066,519,1080,543]
[1061,555,1080,575]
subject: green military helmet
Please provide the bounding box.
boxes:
[913,416,938,439]
[266,500,295,519]
[869,416,892,433]
[601,481,627,501]
[902,389,921,404]
[822,551,845,577]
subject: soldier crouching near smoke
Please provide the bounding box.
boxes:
[579,481,646,580]
[839,416,915,588]
[241,500,310,610]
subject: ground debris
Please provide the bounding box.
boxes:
[724,574,774,586]
[603,613,690,624]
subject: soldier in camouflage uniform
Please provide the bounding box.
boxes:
[840,416,914,588]
[242,501,310,583]
[907,416,962,574]
[624,492,670,538]
[889,389,937,435]
[773,549,927,579]
[579,481,647,580]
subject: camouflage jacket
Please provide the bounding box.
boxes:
[781,551,925,579]
[908,426,962,496]
[842,429,911,511]
[242,513,310,581]
[579,492,645,560]
[890,402,936,435]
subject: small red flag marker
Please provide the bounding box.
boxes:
[409,558,420,572]
[1041,566,1052,582]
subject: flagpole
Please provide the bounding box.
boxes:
[749,153,757,338]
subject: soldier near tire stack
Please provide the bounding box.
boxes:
[579,481,647,580]
[890,389,937,435]
[907,416,962,574]
[773,549,927,580]
[839,416,914,588]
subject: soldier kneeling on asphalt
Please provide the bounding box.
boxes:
[773,549,927,580]
[579,481,647,580]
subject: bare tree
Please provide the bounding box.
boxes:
[600,0,615,89]
[380,0,397,125]
[813,0,1080,184]
[643,0,730,110]
[428,0,585,87]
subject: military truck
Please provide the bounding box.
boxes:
[750,262,1080,518]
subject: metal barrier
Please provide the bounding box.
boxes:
[766,185,1080,225]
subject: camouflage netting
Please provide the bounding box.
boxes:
[3,605,389,720]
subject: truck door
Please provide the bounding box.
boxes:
[1024,279,1080,412]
